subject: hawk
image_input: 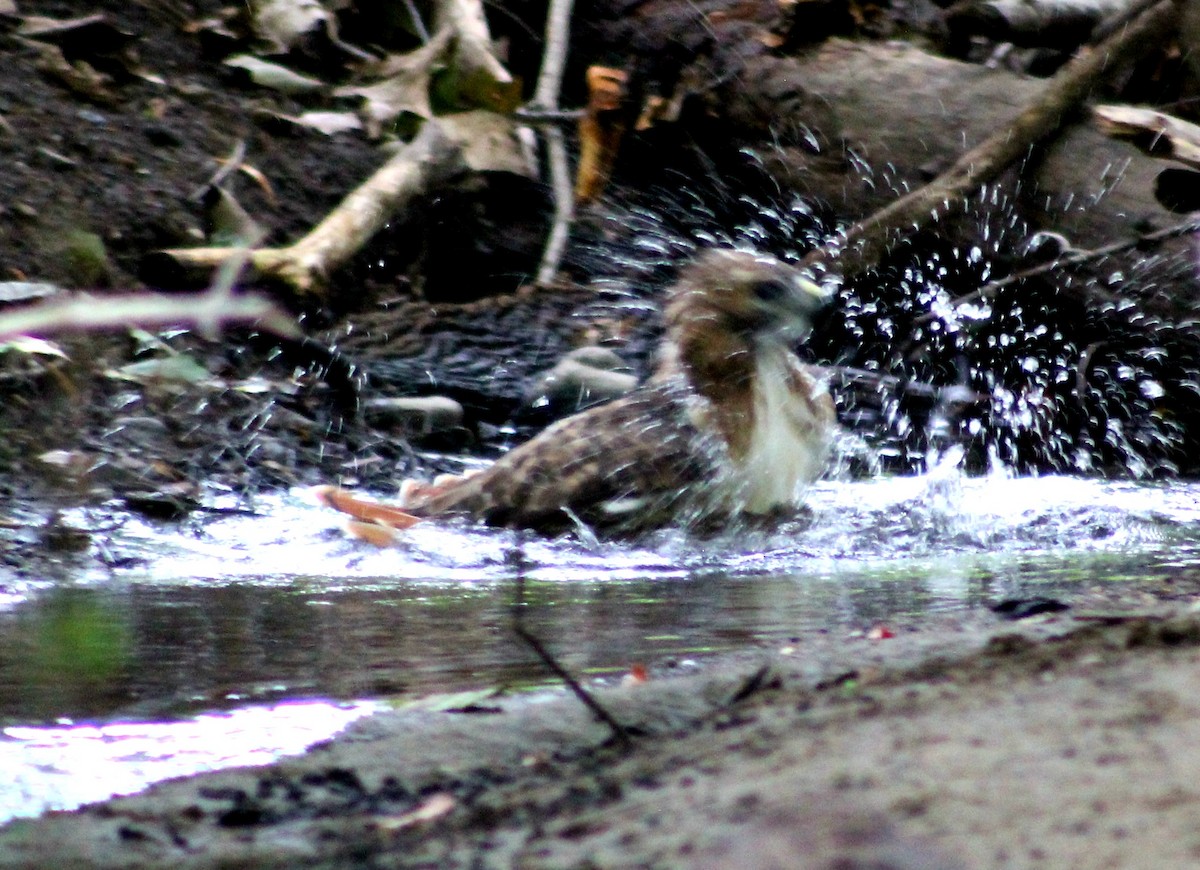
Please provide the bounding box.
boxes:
[316,249,835,538]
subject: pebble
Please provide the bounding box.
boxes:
[363,396,464,435]
[524,346,637,409]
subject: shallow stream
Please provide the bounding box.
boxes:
[4,465,1200,822]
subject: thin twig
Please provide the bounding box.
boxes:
[531,0,574,109]
[160,123,465,298]
[507,543,632,747]
[531,0,577,286]
[914,214,1200,326]
[0,283,298,343]
[514,107,585,123]
[0,229,300,342]
[191,138,246,201]
[537,127,574,286]
[803,0,1176,282]
[403,0,431,43]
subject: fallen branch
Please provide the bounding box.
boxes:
[944,0,1135,49]
[0,242,298,341]
[157,122,467,298]
[1093,103,1200,167]
[802,0,1177,283]
[0,287,299,341]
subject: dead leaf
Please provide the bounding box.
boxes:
[38,449,92,470]
[29,42,116,105]
[281,110,363,136]
[433,0,514,107]
[444,44,522,113]
[109,354,212,385]
[0,282,60,304]
[335,30,452,135]
[17,13,135,55]
[203,186,264,246]
[181,9,244,55]
[224,54,326,95]
[236,164,278,205]
[586,66,625,112]
[437,110,533,175]
[252,0,329,53]
[0,335,68,358]
[373,793,456,832]
[575,66,628,205]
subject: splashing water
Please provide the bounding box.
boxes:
[4,466,1200,823]
[579,163,1200,479]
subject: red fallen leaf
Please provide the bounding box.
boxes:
[623,663,649,685]
[867,624,895,640]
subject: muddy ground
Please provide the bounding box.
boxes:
[7,607,1200,868]
[5,1,1200,868]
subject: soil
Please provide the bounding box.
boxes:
[4,2,1200,868]
[6,609,1200,868]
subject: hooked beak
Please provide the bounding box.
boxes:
[775,274,830,342]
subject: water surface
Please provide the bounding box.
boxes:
[3,471,1200,821]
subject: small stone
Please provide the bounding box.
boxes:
[560,346,627,371]
[363,396,464,435]
[525,347,637,410]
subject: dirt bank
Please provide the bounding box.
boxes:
[4,608,1200,868]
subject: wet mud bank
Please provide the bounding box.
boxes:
[7,610,1200,868]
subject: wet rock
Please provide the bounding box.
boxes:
[122,489,199,520]
[363,396,464,436]
[524,346,638,411]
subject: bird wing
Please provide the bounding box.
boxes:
[412,381,722,531]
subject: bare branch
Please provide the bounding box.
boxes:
[532,0,577,286]
[158,123,466,299]
[0,288,299,342]
[803,0,1177,283]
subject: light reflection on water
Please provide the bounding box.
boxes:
[0,701,377,823]
[3,473,1200,823]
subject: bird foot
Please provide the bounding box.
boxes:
[343,519,402,546]
[310,485,422,533]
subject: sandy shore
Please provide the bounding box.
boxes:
[3,607,1200,868]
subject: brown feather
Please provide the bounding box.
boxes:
[325,248,835,536]
[408,378,724,531]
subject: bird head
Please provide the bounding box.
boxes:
[667,249,829,346]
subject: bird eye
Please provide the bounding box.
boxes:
[751,278,791,304]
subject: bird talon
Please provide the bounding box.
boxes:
[344,519,401,547]
[310,485,422,529]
